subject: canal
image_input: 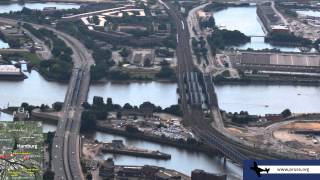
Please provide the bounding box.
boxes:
[213,6,300,52]
[0,2,81,14]
[94,132,242,178]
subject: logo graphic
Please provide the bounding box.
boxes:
[250,161,270,177]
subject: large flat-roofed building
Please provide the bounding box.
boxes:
[0,65,21,75]
[240,53,320,68]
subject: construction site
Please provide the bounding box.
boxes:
[226,115,320,160]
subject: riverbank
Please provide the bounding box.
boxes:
[214,77,320,86]
[91,77,177,84]
[95,125,220,156]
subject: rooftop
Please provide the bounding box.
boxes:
[0,65,20,73]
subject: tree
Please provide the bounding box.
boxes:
[43,170,55,180]
[82,102,91,109]
[123,103,133,110]
[281,109,292,118]
[144,58,152,67]
[52,102,63,111]
[156,66,175,79]
[116,111,122,119]
[119,48,130,58]
[40,104,48,112]
[21,102,29,109]
[125,125,140,133]
[86,173,93,180]
[163,105,182,116]
[106,98,113,107]
[90,64,105,81]
[92,96,104,109]
[92,16,99,25]
[80,111,97,133]
[139,102,156,111]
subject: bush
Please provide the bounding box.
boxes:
[281,109,292,118]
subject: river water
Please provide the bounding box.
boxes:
[0,70,68,108]
[0,112,57,133]
[0,2,81,14]
[213,6,300,52]
[94,132,242,178]
[297,10,320,17]
[0,2,80,47]
[88,82,178,108]
[215,84,320,115]
[0,39,9,49]
[1,2,320,177]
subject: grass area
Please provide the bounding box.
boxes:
[0,51,42,67]
[20,52,42,67]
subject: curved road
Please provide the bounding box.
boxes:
[0,17,94,180]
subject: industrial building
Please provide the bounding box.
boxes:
[239,52,320,68]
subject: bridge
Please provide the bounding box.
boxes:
[161,0,277,165]
[0,17,94,180]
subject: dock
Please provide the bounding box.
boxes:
[101,140,171,160]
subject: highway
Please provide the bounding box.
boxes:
[0,17,94,180]
[161,1,278,165]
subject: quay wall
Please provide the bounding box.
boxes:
[96,126,220,156]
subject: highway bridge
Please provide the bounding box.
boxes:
[0,18,94,180]
[48,26,93,180]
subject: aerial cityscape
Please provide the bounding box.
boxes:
[0,0,319,179]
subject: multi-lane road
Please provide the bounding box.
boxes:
[48,24,93,180]
[0,17,94,179]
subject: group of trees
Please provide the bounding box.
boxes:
[228,111,259,124]
[203,2,249,12]
[56,21,118,81]
[192,37,208,64]
[156,65,176,79]
[207,29,250,50]
[265,32,313,47]
[23,23,73,81]
[0,31,21,48]
[80,96,182,132]
[90,48,115,81]
[199,16,215,29]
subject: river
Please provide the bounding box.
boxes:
[0,70,68,108]
[0,112,57,133]
[213,6,300,52]
[88,82,178,108]
[2,69,320,115]
[297,10,320,17]
[0,2,81,14]
[0,39,9,49]
[94,132,242,178]
[215,84,320,115]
